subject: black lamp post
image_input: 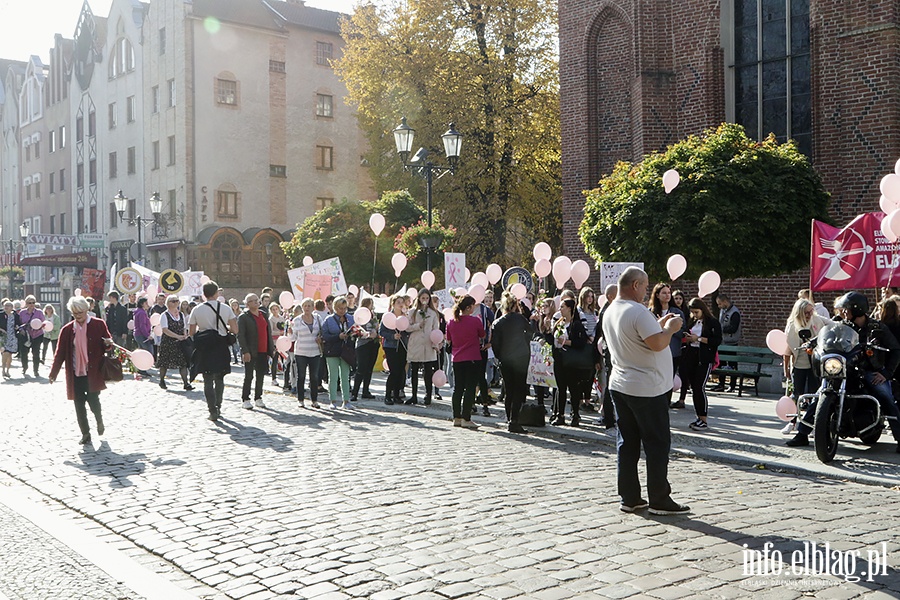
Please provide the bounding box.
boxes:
[392,117,462,270]
[114,190,161,265]
[0,223,28,296]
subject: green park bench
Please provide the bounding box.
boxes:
[710,345,775,397]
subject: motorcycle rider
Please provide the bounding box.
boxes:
[786,291,900,453]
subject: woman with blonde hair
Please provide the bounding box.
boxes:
[321,296,355,409]
[158,294,193,391]
[290,298,324,408]
[406,289,441,405]
[781,298,829,434]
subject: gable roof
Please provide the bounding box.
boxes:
[192,0,282,32]
[263,0,343,34]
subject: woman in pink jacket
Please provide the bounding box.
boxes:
[446,295,486,429]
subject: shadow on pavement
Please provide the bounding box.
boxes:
[65,441,149,488]
[214,417,295,453]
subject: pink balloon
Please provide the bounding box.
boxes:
[533,242,552,262]
[395,316,409,331]
[552,256,572,288]
[880,195,900,215]
[469,284,485,304]
[369,213,386,236]
[406,287,418,300]
[279,291,295,309]
[430,329,444,345]
[895,158,900,176]
[153,324,163,337]
[146,285,158,297]
[464,268,471,282]
[486,264,503,285]
[471,272,489,289]
[303,256,314,266]
[443,307,455,321]
[382,359,389,371]
[276,336,292,353]
[421,270,435,289]
[881,214,899,243]
[200,275,211,285]
[354,307,372,326]
[673,374,682,392]
[570,260,590,289]
[666,254,687,281]
[130,349,154,371]
[126,320,135,331]
[766,329,791,356]
[776,395,796,422]
[391,253,407,273]
[510,283,527,300]
[74,289,83,297]
[697,270,720,297]
[432,370,448,387]
[43,320,54,332]
[382,312,397,329]
[522,298,532,309]
[534,258,552,278]
[149,313,162,326]
[663,169,680,194]
[349,285,359,296]
[30,318,43,330]
[881,174,900,203]
[454,287,467,297]
[553,295,561,309]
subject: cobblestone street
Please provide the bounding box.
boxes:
[1,372,899,599]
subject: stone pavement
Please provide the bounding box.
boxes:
[0,367,899,599]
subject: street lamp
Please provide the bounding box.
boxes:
[392,117,462,270]
[0,223,29,296]
[114,190,162,265]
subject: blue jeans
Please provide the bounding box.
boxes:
[294,355,320,403]
[610,389,675,507]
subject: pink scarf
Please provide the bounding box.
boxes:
[74,316,91,377]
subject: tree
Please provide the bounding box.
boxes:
[335,0,561,268]
[579,123,833,281]
[281,190,431,287]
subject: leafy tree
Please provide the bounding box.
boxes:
[335,0,561,268]
[579,123,833,281]
[281,190,432,288]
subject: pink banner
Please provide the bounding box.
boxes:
[810,212,900,291]
[304,273,332,301]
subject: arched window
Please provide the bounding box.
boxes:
[725,0,810,155]
[210,230,243,286]
[109,37,135,79]
[248,233,287,287]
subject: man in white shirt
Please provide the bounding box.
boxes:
[189,281,238,421]
[602,267,689,515]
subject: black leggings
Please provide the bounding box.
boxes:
[409,361,437,400]
[384,346,407,400]
[451,360,480,419]
[353,342,378,396]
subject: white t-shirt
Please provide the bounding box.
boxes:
[189,301,236,335]
[602,298,673,397]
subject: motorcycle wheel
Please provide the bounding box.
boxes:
[814,393,840,463]
[859,426,883,446]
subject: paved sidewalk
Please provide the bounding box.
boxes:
[0,370,898,599]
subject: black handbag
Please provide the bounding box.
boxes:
[340,341,356,367]
[519,403,546,427]
[101,351,124,382]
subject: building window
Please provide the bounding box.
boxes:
[109,37,135,78]
[728,0,811,156]
[316,41,333,65]
[60,125,66,148]
[127,146,136,174]
[50,215,56,234]
[77,208,84,234]
[127,95,136,122]
[25,143,30,162]
[34,181,40,198]
[316,145,334,170]
[216,78,238,106]
[34,141,40,158]
[76,117,83,142]
[168,189,177,218]
[88,110,95,136]
[316,94,333,118]
[152,86,159,113]
[60,213,66,234]
[76,163,84,188]
[316,197,335,211]
[269,60,285,73]
[159,27,166,55]
[168,79,176,107]
[128,197,136,220]
[49,130,56,153]
[152,140,160,169]
[59,168,65,191]
[168,135,176,165]
[26,184,31,201]
[109,202,118,228]
[217,190,239,218]
[108,102,117,129]
[270,164,286,178]
[89,158,96,185]
[109,151,117,179]
[89,205,97,233]
[50,172,55,193]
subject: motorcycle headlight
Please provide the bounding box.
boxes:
[823,357,844,376]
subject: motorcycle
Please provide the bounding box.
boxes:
[796,322,895,463]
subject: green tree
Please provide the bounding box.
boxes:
[579,123,832,281]
[335,0,561,268]
[281,190,431,287]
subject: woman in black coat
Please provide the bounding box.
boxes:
[491,292,534,433]
[679,297,722,431]
[551,298,593,427]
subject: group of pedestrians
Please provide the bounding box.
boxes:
[0,295,61,379]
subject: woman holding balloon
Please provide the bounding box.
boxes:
[405,289,441,406]
[1,300,21,379]
[781,298,828,434]
[350,297,379,401]
[379,294,410,405]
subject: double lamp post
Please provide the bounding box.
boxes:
[392,117,462,271]
[113,190,162,264]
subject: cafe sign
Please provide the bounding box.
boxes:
[79,233,106,249]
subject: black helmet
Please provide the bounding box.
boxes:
[834,292,869,319]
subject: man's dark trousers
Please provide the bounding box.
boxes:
[243,354,269,401]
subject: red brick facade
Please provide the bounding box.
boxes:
[561,0,900,344]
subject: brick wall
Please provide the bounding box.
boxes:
[560,0,900,345]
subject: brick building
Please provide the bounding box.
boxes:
[560,0,900,344]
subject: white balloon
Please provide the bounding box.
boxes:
[534,259,552,278]
[303,256,314,267]
[570,260,590,289]
[486,264,503,285]
[471,272,489,289]
[279,291,295,309]
[421,270,435,289]
[348,284,359,296]
[666,254,687,281]
[391,252,407,274]
[510,283,527,300]
[894,158,900,176]
[369,213,386,236]
[395,316,410,331]
[663,169,681,194]
[882,214,899,243]
[469,284,486,304]
[881,174,900,203]
[697,270,721,297]
[382,312,397,329]
[552,256,572,287]
[354,307,372,326]
[464,268,471,282]
[880,195,900,215]
[533,242,552,262]
[455,287,467,297]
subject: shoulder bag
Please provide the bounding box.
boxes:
[210,302,237,346]
[101,350,124,382]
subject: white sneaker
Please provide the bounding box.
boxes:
[255,399,267,409]
[341,402,353,410]
[461,420,480,429]
[781,421,795,435]
[299,400,305,408]
[329,402,337,410]
[242,400,253,410]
